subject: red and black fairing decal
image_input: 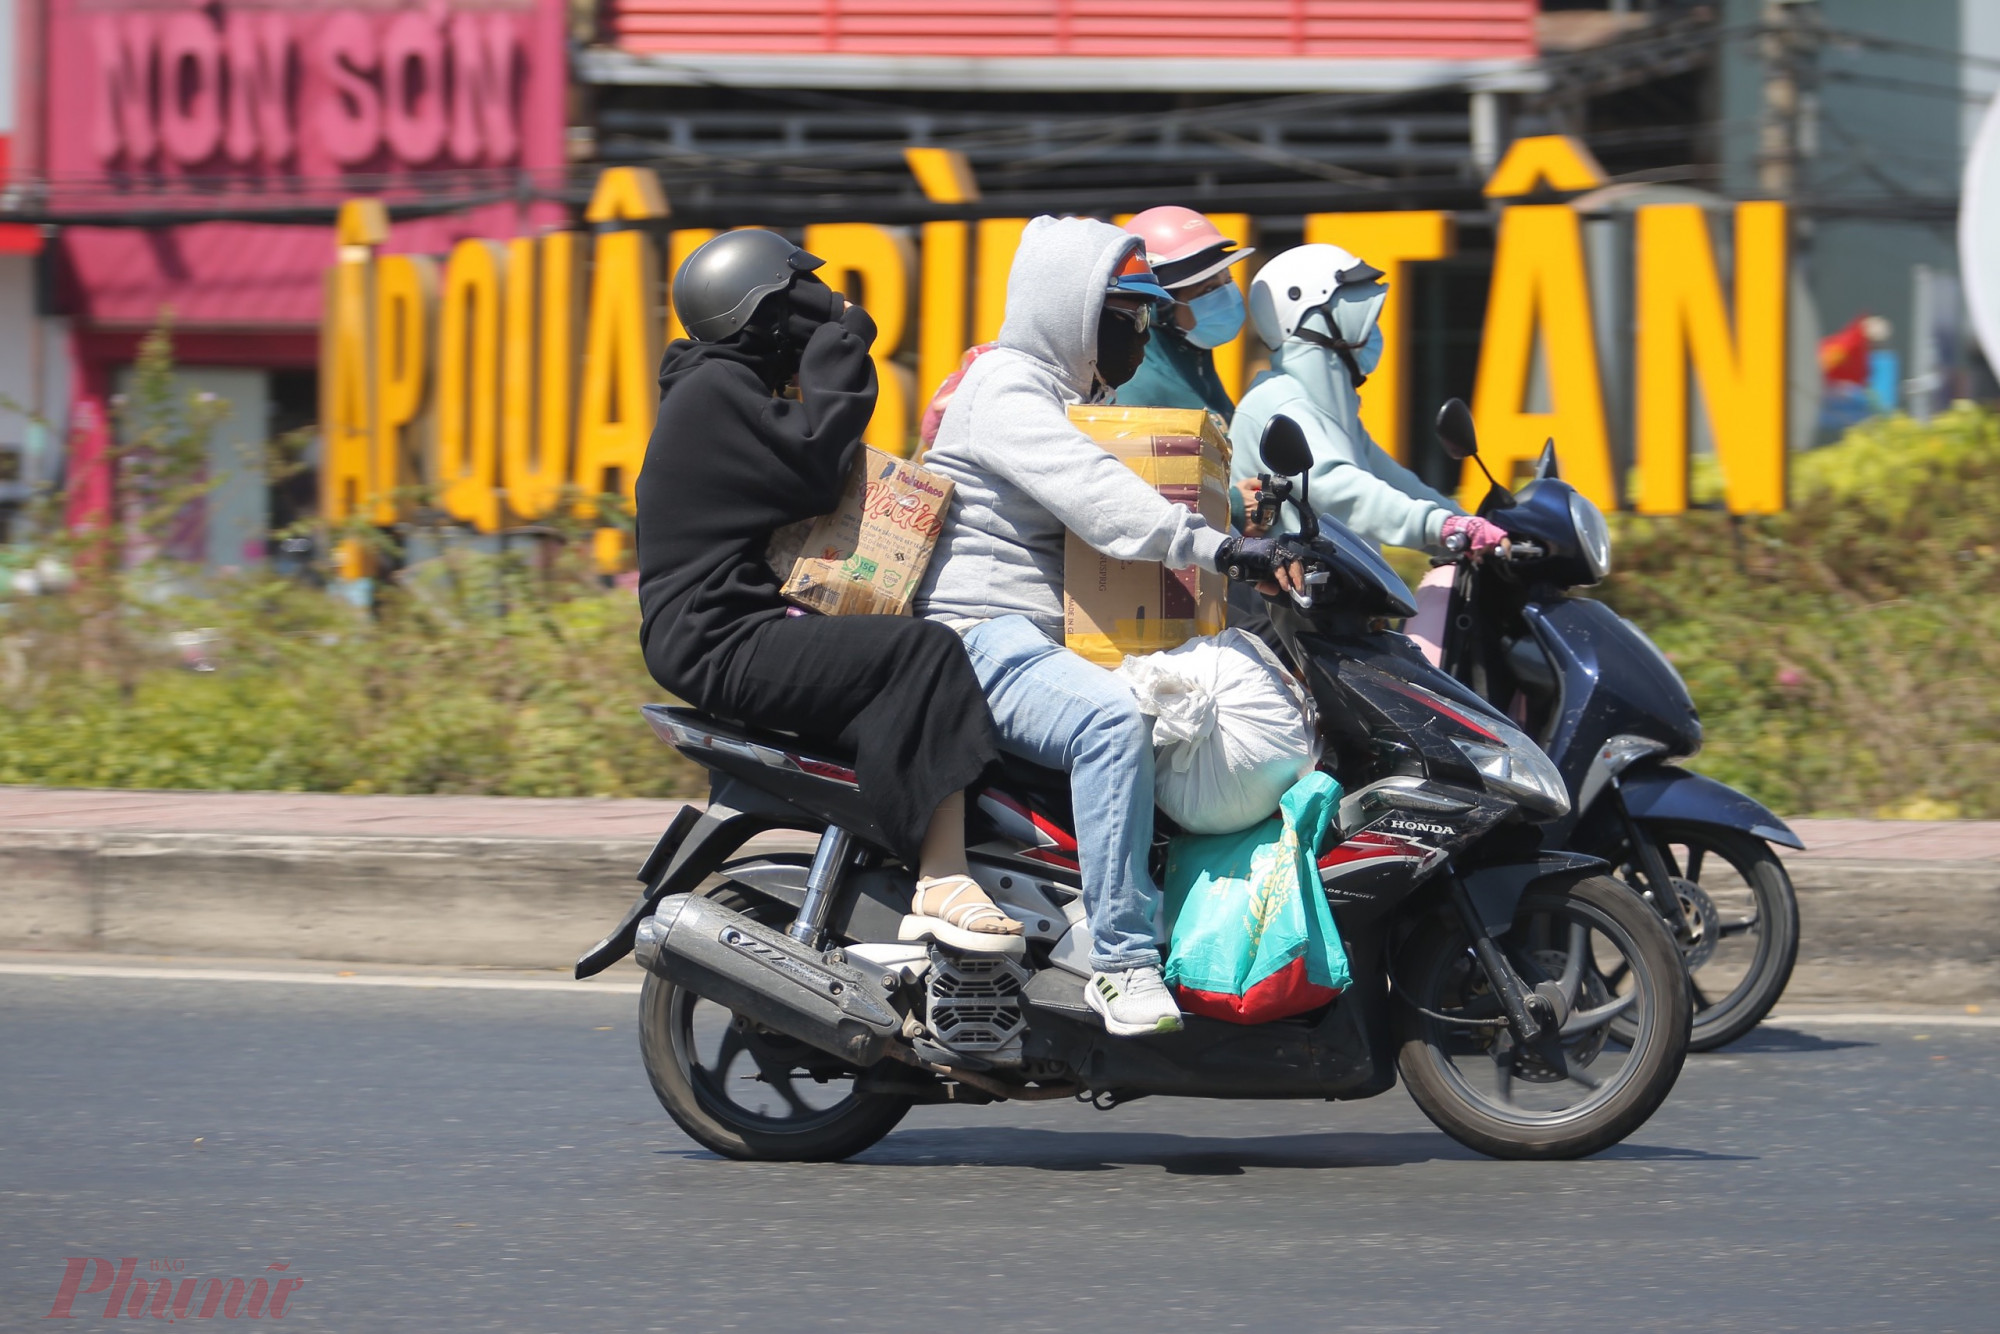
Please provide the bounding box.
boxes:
[974,789,1082,873]
[1317,827,1443,916]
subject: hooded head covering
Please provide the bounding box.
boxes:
[997,216,1151,396]
[1269,280,1389,440]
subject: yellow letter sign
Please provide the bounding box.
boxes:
[1467,204,1616,512]
[804,223,916,455]
[573,169,666,521]
[1634,202,1788,514]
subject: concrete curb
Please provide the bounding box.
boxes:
[0,828,663,968]
[1,819,1994,1005]
[1782,858,2000,1006]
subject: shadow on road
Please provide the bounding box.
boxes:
[1591,1142,1756,1162]
[847,1128,1480,1173]
[650,1127,1480,1173]
[655,1127,1758,1171]
[1710,1027,1875,1054]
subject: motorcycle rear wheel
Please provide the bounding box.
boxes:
[1395,875,1690,1160]
[1614,823,1800,1053]
[638,883,914,1162]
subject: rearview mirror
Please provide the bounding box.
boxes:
[1260,415,1313,478]
[1434,398,1479,461]
[1437,398,1516,509]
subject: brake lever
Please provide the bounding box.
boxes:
[1289,569,1330,608]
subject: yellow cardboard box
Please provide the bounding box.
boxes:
[767,447,954,617]
[1062,405,1232,667]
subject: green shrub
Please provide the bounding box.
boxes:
[1599,403,2000,819]
[0,564,701,797]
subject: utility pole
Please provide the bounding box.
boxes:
[1757,0,1821,199]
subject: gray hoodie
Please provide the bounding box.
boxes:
[915,216,1228,637]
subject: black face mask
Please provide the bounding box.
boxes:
[1095,308,1151,389]
[723,290,807,393]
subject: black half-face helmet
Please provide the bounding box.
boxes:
[672,230,825,342]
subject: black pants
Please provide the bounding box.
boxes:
[698,614,999,861]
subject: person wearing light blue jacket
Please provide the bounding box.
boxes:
[1230,243,1509,660]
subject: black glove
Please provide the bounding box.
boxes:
[1216,534,1311,582]
[783,276,846,345]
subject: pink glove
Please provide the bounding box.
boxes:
[1441,514,1509,554]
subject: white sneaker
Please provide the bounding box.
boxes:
[1085,966,1184,1038]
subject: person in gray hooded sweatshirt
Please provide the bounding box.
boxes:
[915,215,1295,1037]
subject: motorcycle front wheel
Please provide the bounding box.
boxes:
[1614,822,1801,1052]
[638,882,914,1162]
[1394,875,1691,1161]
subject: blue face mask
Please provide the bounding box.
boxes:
[1352,324,1385,377]
[1181,283,1246,349]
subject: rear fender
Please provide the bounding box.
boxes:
[658,855,913,948]
[1616,765,1804,850]
[574,777,820,980]
[1460,851,1609,937]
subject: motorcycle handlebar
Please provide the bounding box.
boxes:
[1431,539,1543,569]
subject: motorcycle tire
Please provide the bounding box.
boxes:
[1619,822,1800,1053]
[1395,875,1691,1161]
[638,882,914,1163]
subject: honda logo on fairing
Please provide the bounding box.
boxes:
[1383,818,1454,838]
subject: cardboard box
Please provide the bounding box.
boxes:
[1062,405,1232,667]
[767,447,953,617]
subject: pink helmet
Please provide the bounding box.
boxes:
[1125,206,1254,290]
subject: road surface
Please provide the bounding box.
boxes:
[2,964,1995,1331]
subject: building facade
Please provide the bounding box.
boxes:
[6,0,568,557]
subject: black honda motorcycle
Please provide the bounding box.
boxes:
[1428,399,1802,1051]
[577,419,1690,1163]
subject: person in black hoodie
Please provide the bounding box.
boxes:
[634,230,1019,952]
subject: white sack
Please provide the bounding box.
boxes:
[1115,628,1318,836]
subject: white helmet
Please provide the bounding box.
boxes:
[1248,243,1386,349]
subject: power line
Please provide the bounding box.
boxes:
[1820,68,1999,106]
[1812,23,2000,75]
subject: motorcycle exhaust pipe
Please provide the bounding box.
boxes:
[633,893,903,1067]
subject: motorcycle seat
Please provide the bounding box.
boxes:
[650,704,858,767]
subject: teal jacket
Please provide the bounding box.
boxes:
[1116,325,1235,422]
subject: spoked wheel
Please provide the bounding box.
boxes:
[1612,823,1799,1052]
[638,884,913,1162]
[1395,875,1691,1160]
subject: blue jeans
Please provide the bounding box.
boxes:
[959,616,1160,972]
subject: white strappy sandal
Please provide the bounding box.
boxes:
[899,875,1027,956]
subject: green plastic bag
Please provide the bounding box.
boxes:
[1161,771,1351,1024]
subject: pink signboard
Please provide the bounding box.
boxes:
[608,0,1539,61]
[40,0,570,331]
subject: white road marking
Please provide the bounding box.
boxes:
[0,962,1991,1027]
[1765,1012,2000,1028]
[0,962,640,994]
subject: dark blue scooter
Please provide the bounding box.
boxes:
[1430,399,1802,1051]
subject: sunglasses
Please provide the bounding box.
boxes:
[1103,300,1157,334]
